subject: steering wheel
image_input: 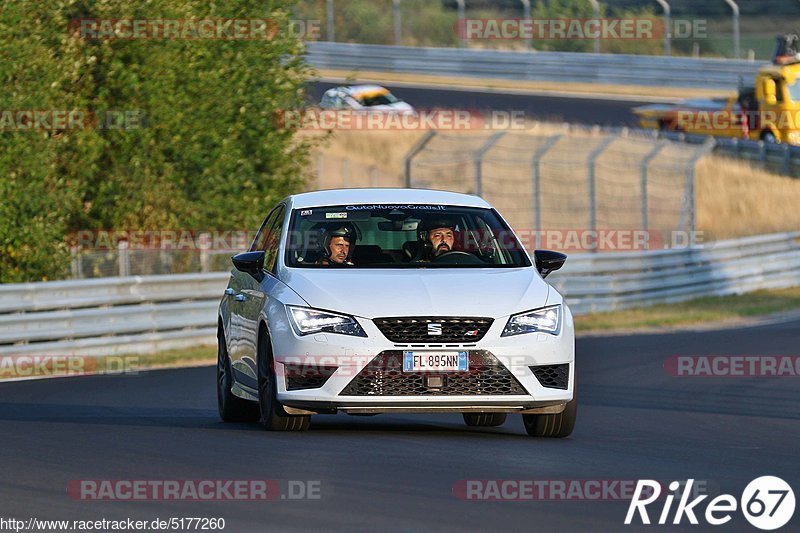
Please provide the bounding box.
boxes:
[431,250,486,265]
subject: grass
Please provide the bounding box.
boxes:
[576,286,800,332]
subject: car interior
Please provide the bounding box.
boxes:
[287,207,524,268]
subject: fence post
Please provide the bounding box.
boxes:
[370,165,379,187]
[587,0,600,53]
[326,0,335,42]
[640,141,668,239]
[724,0,740,59]
[521,0,532,50]
[474,132,506,197]
[316,153,324,190]
[199,232,211,273]
[587,136,616,251]
[456,0,466,47]
[530,135,563,249]
[118,240,130,277]
[655,0,671,56]
[70,246,81,279]
[680,138,715,233]
[393,0,402,45]
[404,130,437,188]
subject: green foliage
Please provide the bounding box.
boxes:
[1,0,312,282]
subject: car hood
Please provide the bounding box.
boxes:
[280,267,548,319]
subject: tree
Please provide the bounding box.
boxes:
[0,0,313,282]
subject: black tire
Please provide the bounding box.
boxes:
[762,131,777,143]
[462,413,507,427]
[257,329,310,431]
[523,377,577,438]
[217,328,259,423]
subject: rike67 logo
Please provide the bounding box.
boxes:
[625,477,795,530]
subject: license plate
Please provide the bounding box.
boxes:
[403,351,468,372]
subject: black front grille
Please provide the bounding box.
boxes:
[373,317,493,343]
[284,364,337,391]
[530,364,569,390]
[340,351,526,396]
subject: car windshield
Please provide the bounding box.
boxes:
[285,204,532,268]
[356,91,400,107]
[787,79,800,103]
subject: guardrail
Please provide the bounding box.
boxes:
[0,273,229,356]
[552,232,800,314]
[1,232,798,356]
[658,131,800,178]
[307,42,762,90]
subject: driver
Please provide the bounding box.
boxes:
[315,223,357,266]
[417,217,458,261]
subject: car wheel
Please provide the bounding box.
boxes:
[217,328,259,423]
[523,377,577,438]
[762,131,777,143]
[257,329,310,431]
[462,413,507,427]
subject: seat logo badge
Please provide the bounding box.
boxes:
[464,330,479,336]
[427,323,442,336]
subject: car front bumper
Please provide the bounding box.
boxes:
[270,307,575,414]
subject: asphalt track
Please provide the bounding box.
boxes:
[1,316,798,532]
[308,82,654,127]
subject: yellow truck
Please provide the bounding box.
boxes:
[634,35,800,145]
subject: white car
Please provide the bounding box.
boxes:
[217,189,576,436]
[319,85,414,112]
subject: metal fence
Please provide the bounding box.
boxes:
[3,232,798,357]
[403,129,714,241]
[306,42,762,89]
[65,128,719,280]
[305,1,774,59]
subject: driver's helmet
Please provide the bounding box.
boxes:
[417,216,457,259]
[319,222,358,263]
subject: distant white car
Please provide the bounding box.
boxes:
[319,85,414,113]
[217,188,575,437]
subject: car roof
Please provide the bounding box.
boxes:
[284,188,492,210]
[341,85,388,96]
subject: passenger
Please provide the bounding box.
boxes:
[315,223,357,266]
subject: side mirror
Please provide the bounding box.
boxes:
[534,250,567,279]
[232,251,265,281]
[763,78,777,105]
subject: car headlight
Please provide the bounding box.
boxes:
[501,305,561,337]
[287,306,367,337]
